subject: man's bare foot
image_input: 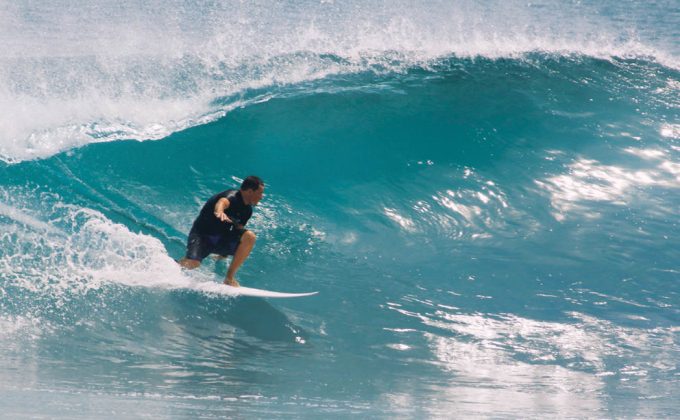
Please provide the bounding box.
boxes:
[224,277,240,287]
[177,258,200,269]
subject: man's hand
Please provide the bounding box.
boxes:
[214,210,233,223]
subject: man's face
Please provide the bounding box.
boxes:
[246,184,265,205]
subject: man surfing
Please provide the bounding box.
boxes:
[177,176,265,287]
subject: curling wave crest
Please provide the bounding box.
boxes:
[1,0,678,163]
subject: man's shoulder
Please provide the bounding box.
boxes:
[210,189,237,201]
[226,189,248,204]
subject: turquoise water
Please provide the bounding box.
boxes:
[1,1,679,417]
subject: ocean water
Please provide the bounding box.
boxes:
[1,0,679,417]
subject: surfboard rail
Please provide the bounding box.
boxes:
[221,285,318,298]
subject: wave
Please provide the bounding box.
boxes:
[1,0,678,163]
[2,51,676,164]
[2,48,676,314]
[0,34,677,419]
[0,186,269,325]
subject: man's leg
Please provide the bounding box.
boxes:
[225,230,256,287]
[178,232,208,269]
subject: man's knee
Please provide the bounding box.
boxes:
[242,230,256,244]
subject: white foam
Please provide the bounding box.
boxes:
[0,315,43,340]
[660,124,680,140]
[0,189,242,299]
[0,202,64,235]
[0,0,677,163]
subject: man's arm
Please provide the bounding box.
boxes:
[214,197,245,229]
[214,198,232,223]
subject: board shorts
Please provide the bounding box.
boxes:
[184,229,245,261]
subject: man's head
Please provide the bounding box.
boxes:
[240,175,265,206]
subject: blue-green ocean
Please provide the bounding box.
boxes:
[1,1,679,417]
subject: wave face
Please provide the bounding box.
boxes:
[1,1,680,417]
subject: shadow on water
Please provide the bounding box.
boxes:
[171,289,308,344]
[224,297,307,342]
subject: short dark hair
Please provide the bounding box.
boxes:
[241,175,264,191]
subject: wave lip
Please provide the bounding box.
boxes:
[1,0,678,163]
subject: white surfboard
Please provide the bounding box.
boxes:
[222,285,318,298]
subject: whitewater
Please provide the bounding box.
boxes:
[1,0,679,417]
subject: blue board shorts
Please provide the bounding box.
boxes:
[184,229,245,261]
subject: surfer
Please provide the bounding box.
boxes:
[177,176,265,287]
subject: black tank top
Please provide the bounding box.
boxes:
[190,189,253,236]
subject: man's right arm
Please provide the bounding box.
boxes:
[214,198,232,223]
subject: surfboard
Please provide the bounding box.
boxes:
[221,285,318,298]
